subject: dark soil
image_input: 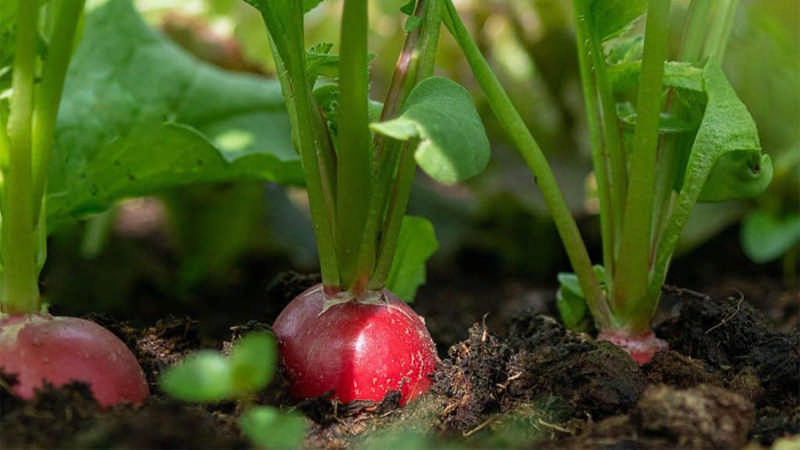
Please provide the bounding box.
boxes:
[2,229,798,448]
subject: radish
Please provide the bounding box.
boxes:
[1,0,148,407]
[273,284,438,405]
[0,314,149,406]
[248,0,487,406]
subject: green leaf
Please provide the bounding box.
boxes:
[46,0,300,229]
[160,351,234,403]
[699,151,773,202]
[229,332,277,395]
[371,76,490,184]
[654,63,774,290]
[741,211,800,263]
[587,0,647,41]
[386,216,438,302]
[240,406,307,450]
[556,273,589,331]
[556,265,606,331]
[679,63,772,202]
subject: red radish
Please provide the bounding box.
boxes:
[273,284,438,405]
[0,313,149,406]
[597,329,668,365]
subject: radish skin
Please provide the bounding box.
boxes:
[273,284,438,405]
[0,314,149,406]
[597,329,668,365]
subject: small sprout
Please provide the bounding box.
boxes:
[161,332,306,448]
[160,332,276,402]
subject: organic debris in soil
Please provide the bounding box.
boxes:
[0,377,100,449]
[432,289,800,447]
[433,314,645,433]
[72,398,247,450]
[542,384,754,450]
[656,289,800,445]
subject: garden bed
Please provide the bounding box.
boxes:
[1,232,797,449]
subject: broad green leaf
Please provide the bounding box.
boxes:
[679,64,772,201]
[47,0,300,228]
[371,76,490,184]
[741,211,800,263]
[587,0,646,41]
[160,351,234,403]
[386,216,438,302]
[699,151,773,202]
[229,332,277,395]
[655,63,773,283]
[239,406,307,450]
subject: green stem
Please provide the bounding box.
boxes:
[612,0,670,331]
[443,0,610,329]
[367,0,441,290]
[681,0,712,63]
[370,142,416,287]
[32,0,85,223]
[2,0,40,314]
[704,0,739,64]
[258,5,340,287]
[571,0,615,276]
[336,0,373,294]
[589,36,627,262]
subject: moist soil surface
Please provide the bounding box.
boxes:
[1,230,799,449]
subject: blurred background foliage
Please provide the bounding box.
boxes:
[46,0,799,315]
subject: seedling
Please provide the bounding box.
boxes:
[161,332,307,449]
[0,0,149,405]
[441,0,772,363]
[243,0,490,403]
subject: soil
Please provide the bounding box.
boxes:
[1,227,799,449]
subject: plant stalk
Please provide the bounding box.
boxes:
[612,0,671,331]
[571,0,615,276]
[32,0,86,223]
[443,0,610,329]
[705,0,739,64]
[258,4,340,287]
[2,0,41,314]
[336,0,374,294]
[681,0,712,63]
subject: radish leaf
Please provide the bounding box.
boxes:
[46,0,300,228]
[371,76,490,184]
